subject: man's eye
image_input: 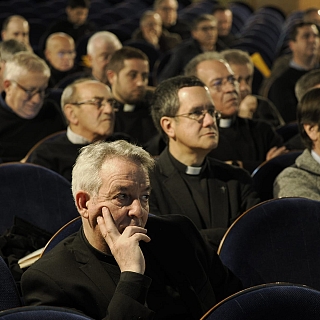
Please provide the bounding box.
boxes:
[141,194,150,202]
[191,110,203,117]
[116,194,127,200]
[213,80,222,87]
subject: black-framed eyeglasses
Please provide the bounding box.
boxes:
[173,108,221,122]
[70,98,118,110]
[210,75,238,92]
[10,79,48,100]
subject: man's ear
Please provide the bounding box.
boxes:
[75,191,90,218]
[160,116,175,139]
[63,104,78,125]
[288,39,295,52]
[3,79,12,94]
[304,123,319,141]
[107,70,116,86]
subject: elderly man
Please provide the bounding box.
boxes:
[1,15,33,52]
[185,52,286,173]
[107,47,158,146]
[221,49,284,127]
[149,75,260,249]
[87,31,122,85]
[0,51,66,162]
[44,32,78,87]
[158,14,221,82]
[274,88,320,200]
[0,39,27,92]
[28,78,131,182]
[22,139,242,319]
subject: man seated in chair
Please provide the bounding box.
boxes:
[86,31,122,85]
[274,88,320,200]
[221,49,285,128]
[27,78,131,182]
[106,47,158,147]
[21,139,242,319]
[0,51,66,162]
[149,75,260,250]
[184,52,287,173]
[44,32,79,88]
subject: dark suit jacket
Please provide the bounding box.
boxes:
[21,215,241,319]
[149,149,260,248]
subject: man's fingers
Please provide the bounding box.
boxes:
[97,207,120,240]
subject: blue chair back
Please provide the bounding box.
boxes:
[0,163,78,235]
[0,256,22,311]
[201,282,320,320]
[218,197,320,290]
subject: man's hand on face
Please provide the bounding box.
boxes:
[238,95,257,119]
[97,207,151,274]
[143,29,160,48]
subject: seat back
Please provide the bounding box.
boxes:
[0,306,93,319]
[0,256,22,311]
[201,283,320,320]
[42,216,81,255]
[218,197,320,290]
[0,163,78,235]
[251,150,302,201]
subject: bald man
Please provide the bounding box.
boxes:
[1,15,33,52]
[44,32,78,87]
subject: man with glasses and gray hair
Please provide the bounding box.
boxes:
[0,51,66,162]
[185,52,286,173]
[149,75,260,250]
[27,78,131,182]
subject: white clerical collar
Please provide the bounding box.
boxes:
[185,166,202,175]
[311,150,320,165]
[123,104,135,112]
[219,118,232,128]
[67,127,90,144]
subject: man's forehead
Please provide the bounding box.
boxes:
[122,58,149,71]
[178,85,210,102]
[297,24,319,36]
[197,59,231,77]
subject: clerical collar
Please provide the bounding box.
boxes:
[168,150,204,176]
[67,126,90,144]
[219,118,233,128]
[311,150,320,165]
[123,104,135,112]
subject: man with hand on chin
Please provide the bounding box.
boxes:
[22,140,242,319]
[149,75,259,250]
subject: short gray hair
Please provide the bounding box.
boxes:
[4,51,50,80]
[220,49,253,69]
[87,31,122,56]
[184,51,224,77]
[295,69,320,102]
[72,140,155,198]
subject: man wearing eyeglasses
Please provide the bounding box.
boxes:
[185,52,287,173]
[149,75,260,250]
[158,14,223,83]
[27,78,131,182]
[0,51,66,163]
[44,32,79,88]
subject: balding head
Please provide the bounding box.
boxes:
[45,32,76,71]
[1,15,32,51]
[87,31,122,84]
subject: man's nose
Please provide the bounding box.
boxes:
[128,199,144,218]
